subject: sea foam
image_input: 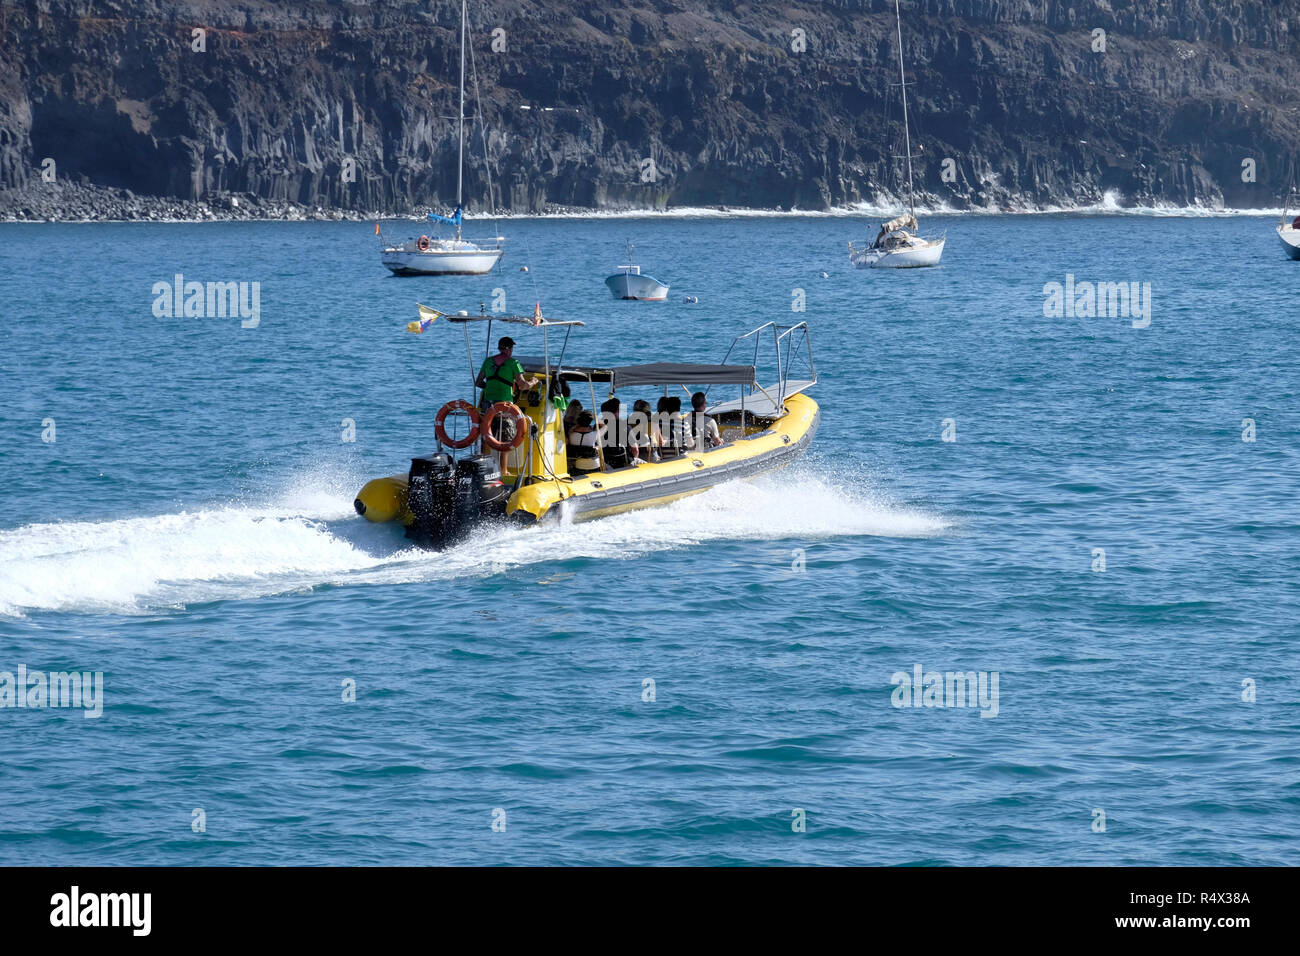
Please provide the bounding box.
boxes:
[0,467,946,617]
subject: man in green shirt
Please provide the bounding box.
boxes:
[475,336,538,411]
[475,337,539,451]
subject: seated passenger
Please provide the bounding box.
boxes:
[563,399,583,432]
[676,396,696,451]
[628,399,660,462]
[599,397,629,469]
[689,391,723,449]
[567,411,602,475]
[656,397,683,458]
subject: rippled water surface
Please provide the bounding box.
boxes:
[1,214,1297,865]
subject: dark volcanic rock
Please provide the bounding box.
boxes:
[1,0,1298,219]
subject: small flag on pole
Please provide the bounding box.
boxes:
[532,302,543,326]
[407,304,443,333]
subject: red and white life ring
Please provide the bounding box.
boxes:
[480,402,529,452]
[417,235,431,252]
[435,399,480,448]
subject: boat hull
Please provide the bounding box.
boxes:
[852,237,945,269]
[518,394,819,524]
[1278,225,1300,259]
[355,393,820,545]
[382,247,502,275]
[605,272,669,300]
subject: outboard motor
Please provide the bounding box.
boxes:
[405,452,509,549]
[454,455,509,526]
[405,453,455,546]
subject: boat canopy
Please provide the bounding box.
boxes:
[614,362,756,388]
[517,358,756,389]
[882,213,918,234]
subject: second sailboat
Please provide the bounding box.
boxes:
[849,0,945,269]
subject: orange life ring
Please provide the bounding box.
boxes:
[480,402,529,452]
[435,399,480,448]
[417,235,431,252]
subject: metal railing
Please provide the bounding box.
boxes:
[711,321,816,427]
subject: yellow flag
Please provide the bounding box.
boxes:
[407,304,444,333]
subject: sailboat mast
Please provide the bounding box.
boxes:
[456,0,466,240]
[894,0,915,218]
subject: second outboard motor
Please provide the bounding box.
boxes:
[454,455,509,526]
[405,453,455,547]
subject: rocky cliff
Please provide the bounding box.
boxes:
[1,0,1298,218]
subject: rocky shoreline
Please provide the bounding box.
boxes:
[1,178,1270,224]
[0,179,678,222]
[0,180,350,222]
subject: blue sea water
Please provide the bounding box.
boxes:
[0,213,1297,866]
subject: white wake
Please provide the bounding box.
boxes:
[0,467,947,617]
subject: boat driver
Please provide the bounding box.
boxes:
[475,336,538,447]
[476,337,538,411]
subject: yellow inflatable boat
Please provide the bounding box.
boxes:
[355,314,818,548]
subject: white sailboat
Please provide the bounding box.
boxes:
[1277,189,1300,259]
[381,0,503,276]
[849,0,945,270]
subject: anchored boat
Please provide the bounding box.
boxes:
[382,232,504,276]
[850,213,944,269]
[1278,189,1300,259]
[354,313,818,548]
[604,241,670,299]
[379,0,504,276]
[848,0,945,269]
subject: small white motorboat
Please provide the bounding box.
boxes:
[1278,190,1300,259]
[605,242,669,299]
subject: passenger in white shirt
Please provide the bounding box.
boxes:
[689,392,722,450]
[566,411,602,474]
[627,399,660,462]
